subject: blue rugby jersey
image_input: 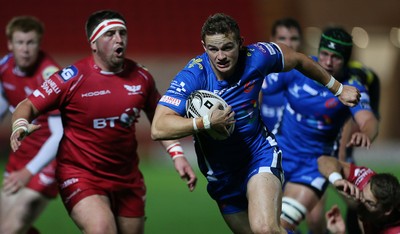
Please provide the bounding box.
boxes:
[158,42,284,179]
[265,56,372,159]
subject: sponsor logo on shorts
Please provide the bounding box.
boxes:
[60,178,79,189]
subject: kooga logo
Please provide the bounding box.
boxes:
[81,90,111,98]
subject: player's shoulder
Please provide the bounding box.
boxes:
[0,53,13,67]
[52,57,89,83]
[248,42,280,54]
[347,60,379,84]
[184,54,206,73]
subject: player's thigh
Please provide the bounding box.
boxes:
[70,194,117,233]
[283,182,319,211]
[1,187,49,222]
[222,211,252,234]
[247,172,282,225]
[117,216,145,234]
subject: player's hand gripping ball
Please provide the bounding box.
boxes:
[186,90,235,140]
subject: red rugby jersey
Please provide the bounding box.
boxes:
[29,56,161,185]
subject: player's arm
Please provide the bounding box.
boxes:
[151,104,234,140]
[348,109,379,149]
[3,115,62,194]
[318,155,360,199]
[10,98,41,152]
[159,140,197,192]
[277,42,360,107]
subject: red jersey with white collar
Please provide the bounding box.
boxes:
[28,56,160,186]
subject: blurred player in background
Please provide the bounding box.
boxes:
[151,13,360,234]
[260,17,302,132]
[263,27,379,232]
[9,10,197,234]
[318,155,400,234]
[0,16,62,234]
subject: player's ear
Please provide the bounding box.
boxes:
[7,40,13,51]
[239,37,244,47]
[201,40,206,51]
[90,41,97,52]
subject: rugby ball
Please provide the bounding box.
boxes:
[186,90,234,140]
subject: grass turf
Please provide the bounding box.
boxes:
[1,156,399,233]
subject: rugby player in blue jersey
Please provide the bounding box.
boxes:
[151,14,360,234]
[260,18,302,133]
[263,27,379,232]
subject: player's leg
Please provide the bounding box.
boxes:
[247,172,286,233]
[0,187,49,233]
[117,216,145,234]
[222,211,252,234]
[70,194,118,234]
[280,182,320,232]
[305,193,327,234]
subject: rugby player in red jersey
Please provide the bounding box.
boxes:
[9,10,197,234]
[318,155,400,234]
[0,16,62,234]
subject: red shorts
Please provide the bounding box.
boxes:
[5,155,58,198]
[58,174,146,217]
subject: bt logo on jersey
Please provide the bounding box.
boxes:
[93,108,140,129]
[93,117,119,129]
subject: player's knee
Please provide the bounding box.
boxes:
[251,224,281,234]
[281,197,307,227]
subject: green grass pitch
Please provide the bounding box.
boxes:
[1,156,399,233]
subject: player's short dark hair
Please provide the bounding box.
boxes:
[85,10,126,42]
[370,173,400,212]
[319,27,353,63]
[6,16,44,41]
[201,13,242,45]
[271,17,302,37]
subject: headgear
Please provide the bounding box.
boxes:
[319,27,353,63]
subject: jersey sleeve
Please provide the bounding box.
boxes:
[346,78,374,116]
[249,42,284,75]
[28,65,77,114]
[158,57,205,116]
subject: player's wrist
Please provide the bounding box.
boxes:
[166,142,185,160]
[202,114,211,130]
[325,76,343,96]
[328,172,343,184]
[12,118,29,136]
[325,75,336,89]
[334,83,343,96]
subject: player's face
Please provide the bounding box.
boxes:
[8,31,40,72]
[318,49,345,77]
[271,26,301,51]
[357,182,386,221]
[91,26,127,72]
[202,33,240,80]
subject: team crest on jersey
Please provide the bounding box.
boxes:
[124,84,142,95]
[58,65,78,82]
[42,66,59,80]
[188,58,203,70]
